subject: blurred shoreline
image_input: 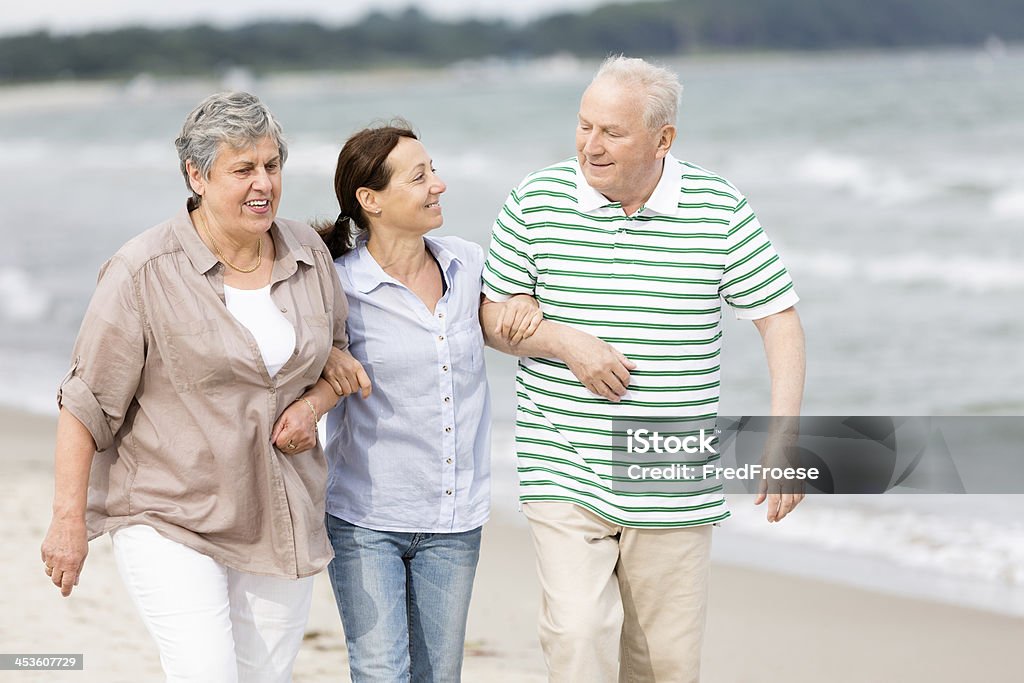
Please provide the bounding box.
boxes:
[2,43,1021,104]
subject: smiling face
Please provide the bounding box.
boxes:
[575,78,675,213]
[187,135,282,239]
[366,137,446,235]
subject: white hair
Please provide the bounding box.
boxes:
[174,91,288,206]
[592,55,682,130]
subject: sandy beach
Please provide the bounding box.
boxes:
[4,407,1022,682]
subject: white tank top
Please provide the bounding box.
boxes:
[223,284,296,378]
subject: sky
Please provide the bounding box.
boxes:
[2,0,645,37]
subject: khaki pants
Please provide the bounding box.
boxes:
[523,502,712,683]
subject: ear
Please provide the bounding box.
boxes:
[356,187,380,216]
[185,160,206,197]
[654,125,676,160]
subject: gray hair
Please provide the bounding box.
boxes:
[592,56,682,130]
[174,91,288,206]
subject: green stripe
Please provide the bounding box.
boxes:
[519,481,726,513]
[519,364,721,392]
[677,201,734,211]
[519,494,731,527]
[542,283,719,301]
[489,229,531,262]
[730,281,795,309]
[722,241,770,274]
[527,356,721,375]
[483,262,533,291]
[537,296,720,315]
[534,236,728,255]
[720,253,779,290]
[522,382,720,409]
[515,392,719,422]
[517,465,724,497]
[537,268,719,286]
[487,250,531,276]
[730,267,788,299]
[520,189,577,203]
[680,186,738,200]
[542,313,719,330]
[528,358,720,378]
[522,175,576,190]
[542,253,725,270]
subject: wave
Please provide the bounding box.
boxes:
[724,498,1024,589]
[0,348,65,416]
[990,188,1024,219]
[793,150,926,205]
[786,249,1024,292]
[0,268,51,322]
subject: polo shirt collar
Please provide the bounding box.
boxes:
[171,202,313,275]
[348,235,463,294]
[574,153,681,216]
[642,152,682,216]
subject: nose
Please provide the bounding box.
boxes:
[251,167,272,192]
[582,131,603,157]
[431,173,446,196]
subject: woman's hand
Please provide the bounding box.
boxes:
[272,398,319,454]
[41,517,88,597]
[494,294,543,345]
[322,347,372,399]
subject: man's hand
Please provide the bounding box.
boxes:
[322,347,371,399]
[559,327,636,402]
[753,420,804,522]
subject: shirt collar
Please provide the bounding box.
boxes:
[574,152,681,216]
[171,202,314,276]
[347,235,463,294]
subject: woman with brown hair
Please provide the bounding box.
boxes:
[317,122,538,682]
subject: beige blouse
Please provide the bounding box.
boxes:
[58,205,347,578]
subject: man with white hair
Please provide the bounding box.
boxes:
[481,56,806,681]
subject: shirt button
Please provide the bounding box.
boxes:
[269,387,276,394]
[444,396,451,403]
[445,426,452,433]
[446,458,453,464]
[438,335,445,341]
[442,365,449,372]
[445,489,453,495]
[280,307,288,313]
[438,312,444,319]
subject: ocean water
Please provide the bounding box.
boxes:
[3,47,1023,615]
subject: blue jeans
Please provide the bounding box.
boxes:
[326,514,482,683]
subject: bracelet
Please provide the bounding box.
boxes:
[299,397,319,425]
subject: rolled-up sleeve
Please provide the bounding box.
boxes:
[57,255,146,452]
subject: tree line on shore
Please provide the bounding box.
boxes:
[2,0,1021,83]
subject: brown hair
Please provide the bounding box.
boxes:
[317,121,419,259]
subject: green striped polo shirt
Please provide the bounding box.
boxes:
[482,154,799,527]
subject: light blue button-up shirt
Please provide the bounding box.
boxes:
[324,235,491,533]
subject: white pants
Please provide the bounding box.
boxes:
[111,525,315,683]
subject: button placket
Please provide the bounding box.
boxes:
[437,312,457,509]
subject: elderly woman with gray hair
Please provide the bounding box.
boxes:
[40,91,363,682]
